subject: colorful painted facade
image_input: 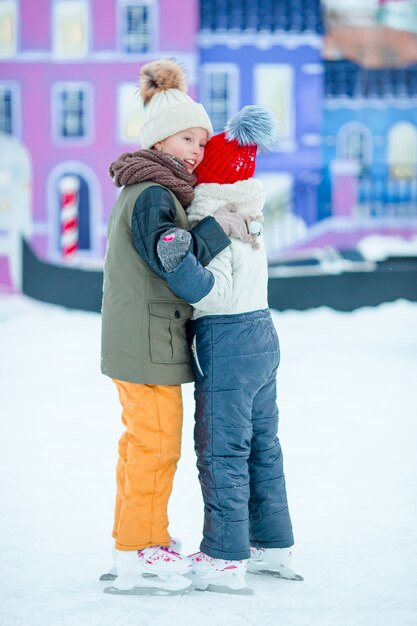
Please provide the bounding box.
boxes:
[1,0,417,293]
[321,61,417,220]
[0,0,200,289]
[315,0,417,253]
[197,0,325,257]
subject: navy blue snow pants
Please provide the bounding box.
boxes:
[188,309,294,561]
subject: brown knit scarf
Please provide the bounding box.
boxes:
[109,149,196,206]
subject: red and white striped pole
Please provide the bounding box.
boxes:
[59,175,79,260]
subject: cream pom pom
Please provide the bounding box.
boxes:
[139,59,187,105]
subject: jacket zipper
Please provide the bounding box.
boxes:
[191,335,204,378]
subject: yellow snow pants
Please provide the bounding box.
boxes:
[112,380,183,551]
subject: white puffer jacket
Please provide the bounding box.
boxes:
[187,178,269,319]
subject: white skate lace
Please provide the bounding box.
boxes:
[138,545,185,565]
[250,546,293,562]
[250,547,264,559]
[190,551,245,571]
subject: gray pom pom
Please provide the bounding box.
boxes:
[225,105,279,152]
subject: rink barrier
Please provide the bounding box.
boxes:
[20,238,417,313]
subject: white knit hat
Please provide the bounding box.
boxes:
[138,59,213,149]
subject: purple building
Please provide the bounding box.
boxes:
[198,0,325,259]
[0,0,200,290]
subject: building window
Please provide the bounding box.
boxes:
[388,122,417,180]
[120,1,154,54]
[201,65,239,133]
[0,1,17,58]
[53,84,92,142]
[337,122,372,170]
[254,64,294,150]
[118,83,144,144]
[0,85,14,134]
[53,1,89,59]
[344,132,367,162]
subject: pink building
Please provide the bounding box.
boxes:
[0,0,199,290]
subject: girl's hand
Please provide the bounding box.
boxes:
[214,206,262,248]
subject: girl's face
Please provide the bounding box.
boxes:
[155,128,208,172]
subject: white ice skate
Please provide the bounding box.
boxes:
[187,551,253,595]
[103,545,192,595]
[247,546,303,581]
[99,536,182,582]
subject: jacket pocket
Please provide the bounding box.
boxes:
[191,334,205,379]
[148,301,193,364]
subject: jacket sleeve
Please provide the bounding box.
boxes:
[165,247,233,310]
[131,185,230,278]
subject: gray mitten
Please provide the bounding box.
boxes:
[157,228,192,272]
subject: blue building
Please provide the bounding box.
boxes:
[197,0,325,257]
[322,60,417,224]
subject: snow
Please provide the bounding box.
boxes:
[357,234,417,261]
[1,294,416,626]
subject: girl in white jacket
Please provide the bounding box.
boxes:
[157,107,302,594]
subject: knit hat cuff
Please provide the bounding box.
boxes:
[140,102,213,149]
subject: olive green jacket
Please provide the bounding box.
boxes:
[101,181,229,385]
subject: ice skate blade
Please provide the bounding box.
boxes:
[103,573,192,595]
[100,569,190,581]
[104,584,192,596]
[99,572,118,581]
[248,568,304,581]
[194,584,254,595]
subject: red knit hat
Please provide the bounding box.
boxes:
[195,133,257,185]
[195,105,279,186]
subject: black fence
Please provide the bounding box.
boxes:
[21,238,417,313]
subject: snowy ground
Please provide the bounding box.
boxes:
[1,294,416,626]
